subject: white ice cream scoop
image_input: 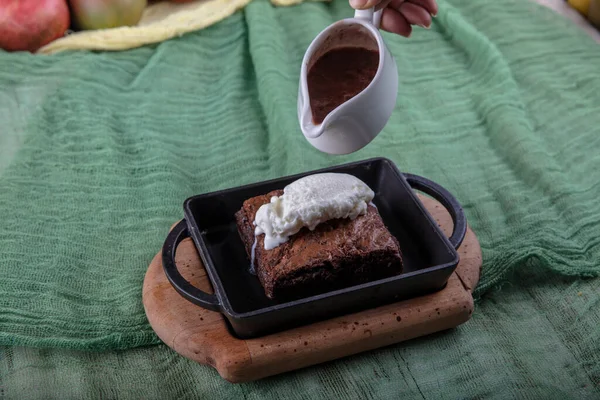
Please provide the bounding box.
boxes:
[254,173,375,250]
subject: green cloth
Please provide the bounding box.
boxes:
[0,0,600,395]
[1,267,598,399]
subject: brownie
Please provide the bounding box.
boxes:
[235,190,403,301]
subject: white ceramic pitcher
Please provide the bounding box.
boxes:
[298,8,399,155]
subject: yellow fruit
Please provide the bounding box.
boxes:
[589,0,600,26]
[70,0,147,30]
[568,0,591,16]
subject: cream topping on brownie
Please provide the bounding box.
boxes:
[254,173,374,250]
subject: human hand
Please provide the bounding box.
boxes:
[349,0,438,37]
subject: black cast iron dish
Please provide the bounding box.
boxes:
[162,158,467,339]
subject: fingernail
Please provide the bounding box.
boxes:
[350,0,368,9]
[418,23,431,29]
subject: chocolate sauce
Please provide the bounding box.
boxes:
[307,47,379,124]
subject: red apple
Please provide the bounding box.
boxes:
[0,0,70,52]
[69,0,147,30]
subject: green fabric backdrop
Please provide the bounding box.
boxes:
[0,0,599,396]
[1,266,598,398]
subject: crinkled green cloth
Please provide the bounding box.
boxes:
[1,267,598,398]
[0,0,599,397]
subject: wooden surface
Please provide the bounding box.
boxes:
[143,194,482,383]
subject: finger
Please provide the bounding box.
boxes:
[349,0,382,10]
[374,0,395,11]
[389,0,437,17]
[380,8,412,37]
[399,2,432,28]
[407,0,438,16]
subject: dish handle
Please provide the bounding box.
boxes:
[403,174,467,249]
[162,219,222,312]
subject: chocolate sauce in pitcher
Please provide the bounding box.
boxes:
[307,47,379,124]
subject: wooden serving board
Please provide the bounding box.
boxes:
[143,194,482,383]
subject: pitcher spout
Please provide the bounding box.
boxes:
[300,107,326,139]
[299,70,328,139]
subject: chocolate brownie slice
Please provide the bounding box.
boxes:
[235,190,403,301]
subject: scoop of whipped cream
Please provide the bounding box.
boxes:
[254,173,375,250]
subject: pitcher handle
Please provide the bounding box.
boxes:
[354,7,383,29]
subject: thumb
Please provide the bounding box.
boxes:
[349,0,381,10]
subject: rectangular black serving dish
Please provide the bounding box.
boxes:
[162,157,466,339]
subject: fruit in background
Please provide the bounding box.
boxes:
[567,0,600,28]
[69,0,148,30]
[568,0,591,16]
[0,0,70,52]
[589,0,600,27]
